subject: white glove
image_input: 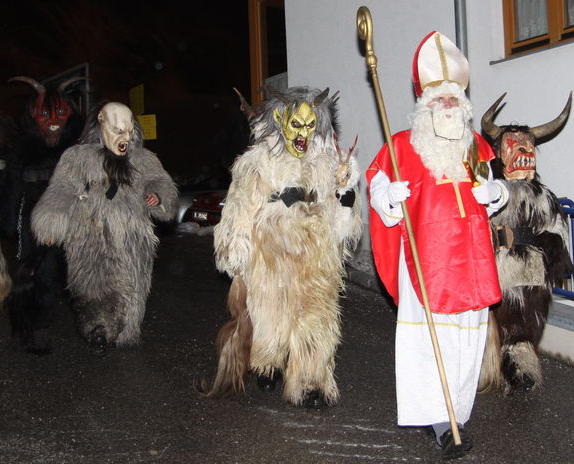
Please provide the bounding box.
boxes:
[370,172,409,226]
[471,177,502,205]
[388,181,411,206]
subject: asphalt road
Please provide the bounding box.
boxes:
[0,232,573,463]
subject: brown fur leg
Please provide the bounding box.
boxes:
[478,309,502,393]
[203,276,253,397]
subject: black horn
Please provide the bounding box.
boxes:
[313,87,330,107]
[530,92,572,141]
[8,76,46,96]
[481,92,506,141]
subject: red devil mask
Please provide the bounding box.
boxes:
[9,76,85,147]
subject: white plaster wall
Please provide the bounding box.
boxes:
[467,0,574,201]
[285,0,456,249]
[285,0,574,251]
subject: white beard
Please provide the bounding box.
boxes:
[432,106,466,140]
[410,107,473,180]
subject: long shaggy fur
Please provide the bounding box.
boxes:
[478,310,502,392]
[204,275,252,396]
[30,118,177,346]
[484,178,573,394]
[209,87,362,405]
[4,85,84,353]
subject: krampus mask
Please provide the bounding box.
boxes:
[481,92,572,180]
[248,86,339,159]
[9,76,85,148]
[79,102,140,199]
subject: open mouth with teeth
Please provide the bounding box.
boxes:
[118,142,128,154]
[507,152,535,172]
[292,136,308,154]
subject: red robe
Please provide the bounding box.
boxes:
[366,130,501,314]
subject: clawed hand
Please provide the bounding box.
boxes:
[145,193,160,206]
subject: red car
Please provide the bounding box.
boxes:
[177,190,227,227]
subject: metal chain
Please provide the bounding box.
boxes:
[16,193,24,261]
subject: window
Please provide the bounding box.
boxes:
[504,0,574,56]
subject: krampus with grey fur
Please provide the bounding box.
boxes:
[479,93,573,394]
[31,102,177,352]
[207,87,362,408]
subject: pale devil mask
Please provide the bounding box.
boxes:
[97,102,134,156]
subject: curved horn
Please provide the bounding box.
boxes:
[530,91,572,141]
[481,92,506,141]
[233,87,255,119]
[313,87,330,107]
[8,76,46,96]
[329,90,341,105]
[58,76,87,93]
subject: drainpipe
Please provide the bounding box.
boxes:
[454,0,468,58]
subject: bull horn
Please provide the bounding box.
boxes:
[8,76,46,96]
[232,87,255,119]
[58,76,87,93]
[530,92,572,141]
[313,87,330,106]
[481,92,506,141]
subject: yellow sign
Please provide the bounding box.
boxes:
[137,114,157,140]
[129,84,145,115]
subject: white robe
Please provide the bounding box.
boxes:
[395,242,488,425]
[370,169,507,426]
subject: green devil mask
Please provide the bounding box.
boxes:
[273,102,317,158]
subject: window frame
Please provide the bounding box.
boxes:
[504,0,574,57]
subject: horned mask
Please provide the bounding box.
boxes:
[481,92,572,180]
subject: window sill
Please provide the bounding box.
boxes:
[490,39,574,65]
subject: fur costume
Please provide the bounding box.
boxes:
[480,94,573,394]
[31,103,177,351]
[208,87,362,407]
[5,76,84,353]
[0,243,11,308]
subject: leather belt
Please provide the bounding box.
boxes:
[492,225,535,249]
[269,187,317,207]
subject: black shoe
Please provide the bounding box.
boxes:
[256,372,281,392]
[439,428,473,460]
[302,389,328,410]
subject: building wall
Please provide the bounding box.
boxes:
[468,0,574,201]
[285,0,574,250]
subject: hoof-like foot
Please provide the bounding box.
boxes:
[503,361,537,395]
[257,372,281,392]
[88,325,108,356]
[302,389,328,410]
[439,429,473,460]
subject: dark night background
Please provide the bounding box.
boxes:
[0,0,257,187]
